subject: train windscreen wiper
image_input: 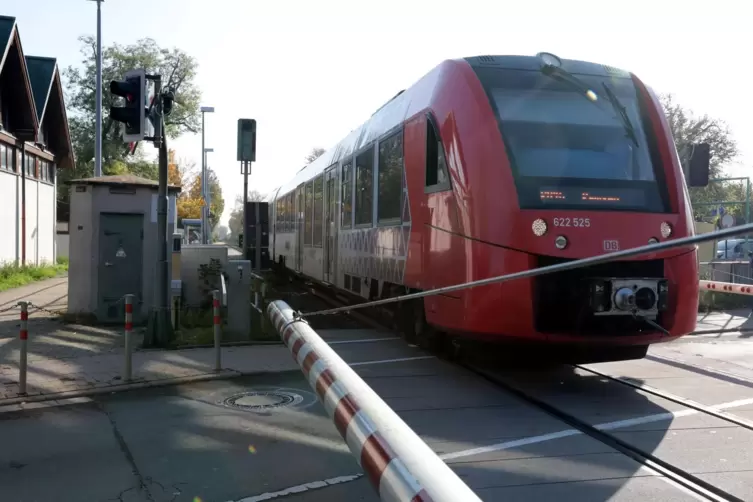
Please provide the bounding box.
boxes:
[540,64,601,106]
[540,64,640,149]
[601,82,640,148]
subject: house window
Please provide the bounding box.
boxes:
[0,144,6,170]
[354,146,374,226]
[377,131,404,223]
[25,154,36,178]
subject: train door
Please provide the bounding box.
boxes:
[323,166,337,283]
[295,184,305,272]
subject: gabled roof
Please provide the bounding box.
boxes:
[0,16,38,136]
[24,56,56,122]
[0,17,13,56]
[0,16,74,169]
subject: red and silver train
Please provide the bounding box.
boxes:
[269,53,710,362]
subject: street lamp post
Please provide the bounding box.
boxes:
[200,106,214,243]
[88,0,104,177]
[203,147,214,241]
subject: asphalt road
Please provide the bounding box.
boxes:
[0,371,362,502]
[2,323,753,502]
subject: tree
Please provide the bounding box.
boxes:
[178,169,224,231]
[216,225,229,241]
[228,190,266,237]
[660,94,741,222]
[167,150,224,231]
[60,35,201,202]
[305,147,326,164]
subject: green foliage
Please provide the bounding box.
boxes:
[60,35,201,200]
[228,190,266,238]
[305,147,326,164]
[0,261,69,292]
[661,94,744,222]
[197,258,223,308]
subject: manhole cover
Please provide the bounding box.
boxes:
[222,390,304,411]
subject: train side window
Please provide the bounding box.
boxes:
[425,118,450,191]
[313,174,324,247]
[275,198,281,233]
[287,193,293,232]
[355,146,375,226]
[305,181,313,245]
[284,193,290,232]
[378,130,403,224]
[341,160,353,229]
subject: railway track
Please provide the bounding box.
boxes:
[467,365,746,502]
[278,270,750,501]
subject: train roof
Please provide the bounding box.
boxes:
[272,53,632,199]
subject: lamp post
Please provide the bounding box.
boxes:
[200,106,214,243]
[203,147,214,242]
[88,0,104,177]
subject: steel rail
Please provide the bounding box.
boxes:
[574,365,753,431]
[469,365,744,502]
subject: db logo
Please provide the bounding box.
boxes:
[603,240,620,252]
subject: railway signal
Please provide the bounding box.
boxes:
[109,69,146,143]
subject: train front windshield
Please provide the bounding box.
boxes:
[475,67,671,213]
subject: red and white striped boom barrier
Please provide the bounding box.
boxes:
[267,300,482,502]
[700,280,753,296]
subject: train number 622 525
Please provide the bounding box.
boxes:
[553,217,590,227]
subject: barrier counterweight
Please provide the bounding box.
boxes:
[267,300,481,502]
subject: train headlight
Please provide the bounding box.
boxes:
[555,235,568,249]
[660,222,672,238]
[532,219,548,237]
[648,237,659,244]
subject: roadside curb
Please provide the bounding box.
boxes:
[0,369,250,411]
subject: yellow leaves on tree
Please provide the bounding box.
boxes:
[177,175,204,220]
[167,149,224,229]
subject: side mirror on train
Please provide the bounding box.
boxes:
[687,143,710,188]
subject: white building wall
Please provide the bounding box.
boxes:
[0,158,58,268]
[0,170,18,265]
[38,182,55,264]
[25,178,38,266]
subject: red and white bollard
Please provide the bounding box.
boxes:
[124,294,134,381]
[213,290,221,371]
[18,301,29,395]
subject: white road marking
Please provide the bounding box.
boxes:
[328,337,401,345]
[229,396,753,501]
[229,474,363,501]
[350,355,435,366]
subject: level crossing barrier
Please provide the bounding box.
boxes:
[700,279,753,296]
[267,299,482,502]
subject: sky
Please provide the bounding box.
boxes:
[5,0,750,226]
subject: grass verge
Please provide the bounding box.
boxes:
[0,256,68,292]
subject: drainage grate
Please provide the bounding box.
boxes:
[222,390,304,411]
